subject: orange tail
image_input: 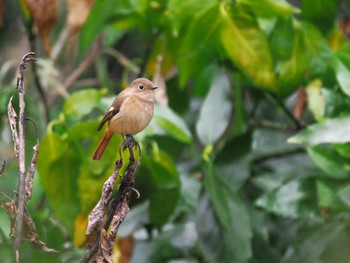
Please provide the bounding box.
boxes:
[92,130,113,160]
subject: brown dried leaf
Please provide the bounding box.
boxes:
[86,160,122,238]
[23,206,58,253]
[1,201,17,236]
[96,229,114,263]
[24,0,57,56]
[7,93,19,157]
[0,201,58,253]
[108,197,130,247]
[67,0,94,34]
[25,144,39,201]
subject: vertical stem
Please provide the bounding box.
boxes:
[13,52,36,263]
[14,62,26,263]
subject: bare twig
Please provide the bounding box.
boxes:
[267,92,304,130]
[80,141,141,263]
[14,52,37,263]
[48,36,104,106]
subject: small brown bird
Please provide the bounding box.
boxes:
[92,78,157,160]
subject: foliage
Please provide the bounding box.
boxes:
[1,0,350,262]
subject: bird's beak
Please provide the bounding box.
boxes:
[151,86,158,90]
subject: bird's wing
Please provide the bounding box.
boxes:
[97,89,130,131]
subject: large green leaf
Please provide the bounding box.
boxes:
[255,180,313,218]
[307,146,350,179]
[301,0,337,34]
[221,3,276,91]
[332,56,350,97]
[78,0,117,58]
[196,70,233,146]
[239,0,299,18]
[38,133,81,231]
[142,151,181,228]
[288,117,350,146]
[199,161,252,263]
[177,2,222,85]
[153,104,192,144]
[316,179,349,210]
[270,20,331,96]
[64,89,106,121]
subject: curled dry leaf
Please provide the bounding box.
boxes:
[108,196,130,248]
[67,0,94,34]
[86,160,123,239]
[25,144,39,201]
[1,201,16,236]
[95,229,114,263]
[7,92,19,157]
[24,0,57,56]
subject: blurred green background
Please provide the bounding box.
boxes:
[2,0,350,262]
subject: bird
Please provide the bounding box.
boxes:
[92,78,157,160]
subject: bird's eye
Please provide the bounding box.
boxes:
[139,85,144,90]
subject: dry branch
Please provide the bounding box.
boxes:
[81,138,141,263]
[3,52,56,262]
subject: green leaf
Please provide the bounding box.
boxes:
[239,0,299,18]
[307,146,350,179]
[255,180,313,218]
[332,56,350,97]
[293,221,348,263]
[270,20,331,96]
[288,117,350,146]
[143,151,181,228]
[167,0,215,36]
[196,70,233,146]
[200,161,252,262]
[64,89,106,121]
[78,0,116,58]
[38,133,81,231]
[177,2,222,85]
[316,179,347,210]
[153,104,192,143]
[221,3,276,91]
[301,0,337,34]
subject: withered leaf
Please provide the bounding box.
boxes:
[67,0,94,34]
[25,143,39,201]
[96,229,114,263]
[7,93,19,157]
[86,160,122,238]
[1,201,58,253]
[24,0,57,56]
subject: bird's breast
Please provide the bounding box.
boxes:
[109,95,154,135]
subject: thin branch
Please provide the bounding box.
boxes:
[14,52,36,263]
[267,92,304,130]
[48,36,104,106]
